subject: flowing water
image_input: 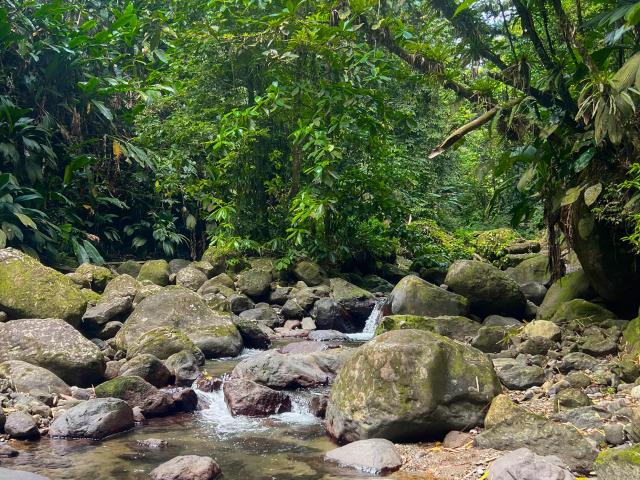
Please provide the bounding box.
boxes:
[346,300,385,342]
[1,308,391,480]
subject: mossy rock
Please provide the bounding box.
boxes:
[537,270,593,319]
[623,317,640,360]
[75,263,114,292]
[475,228,521,262]
[236,269,272,300]
[94,375,156,399]
[484,394,524,429]
[505,254,551,285]
[201,245,235,276]
[117,260,142,277]
[445,260,527,317]
[325,329,501,442]
[293,260,327,286]
[125,327,205,365]
[80,288,102,304]
[550,299,616,326]
[0,360,71,401]
[596,445,640,479]
[0,248,87,327]
[137,260,171,286]
[375,314,481,342]
[118,288,242,358]
[388,275,469,317]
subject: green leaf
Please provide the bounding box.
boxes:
[82,240,105,265]
[625,2,640,26]
[15,213,37,229]
[561,186,584,207]
[91,100,113,121]
[584,183,603,207]
[574,148,595,173]
[454,0,477,17]
[517,166,536,192]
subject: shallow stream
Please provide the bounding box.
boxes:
[2,306,390,479]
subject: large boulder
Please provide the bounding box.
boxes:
[329,278,376,331]
[127,327,205,364]
[4,412,39,440]
[0,248,86,327]
[236,269,271,301]
[444,260,527,317]
[231,348,353,389]
[324,329,501,442]
[506,255,551,285]
[82,274,140,331]
[137,260,170,286]
[537,270,593,319]
[311,298,348,330]
[387,275,469,317]
[223,378,291,416]
[118,289,242,358]
[375,315,481,342]
[0,360,70,401]
[0,318,104,386]
[49,398,134,439]
[150,455,221,480]
[293,260,327,286]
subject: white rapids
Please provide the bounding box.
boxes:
[346,298,386,341]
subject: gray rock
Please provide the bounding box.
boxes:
[93,376,173,417]
[329,278,376,329]
[269,287,293,305]
[604,423,626,445]
[0,360,70,402]
[236,269,271,301]
[228,294,254,315]
[475,410,597,472]
[223,378,291,416]
[231,348,353,389]
[232,318,271,349]
[483,315,523,327]
[472,326,509,353]
[0,468,50,480]
[311,298,347,331]
[487,448,576,480]
[517,336,554,355]
[308,330,348,342]
[4,412,39,440]
[176,266,208,291]
[281,299,305,319]
[497,363,545,390]
[559,352,599,373]
[239,306,280,329]
[150,455,221,480]
[164,350,201,387]
[0,318,105,387]
[119,354,173,388]
[324,438,402,474]
[551,406,608,429]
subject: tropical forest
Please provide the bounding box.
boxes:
[0,0,640,478]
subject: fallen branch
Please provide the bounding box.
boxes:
[429,97,525,159]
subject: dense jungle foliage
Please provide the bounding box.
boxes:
[1,0,639,274]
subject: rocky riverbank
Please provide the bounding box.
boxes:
[0,240,639,479]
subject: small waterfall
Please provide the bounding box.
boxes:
[346,298,386,341]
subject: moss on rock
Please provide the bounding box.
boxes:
[537,270,593,319]
[0,248,87,326]
[137,260,171,286]
[375,314,480,341]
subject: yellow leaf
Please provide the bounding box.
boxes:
[113,140,123,159]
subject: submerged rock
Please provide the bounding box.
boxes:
[118,289,242,358]
[0,248,87,326]
[324,438,402,474]
[0,318,105,386]
[49,398,134,439]
[150,455,221,480]
[324,329,501,442]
